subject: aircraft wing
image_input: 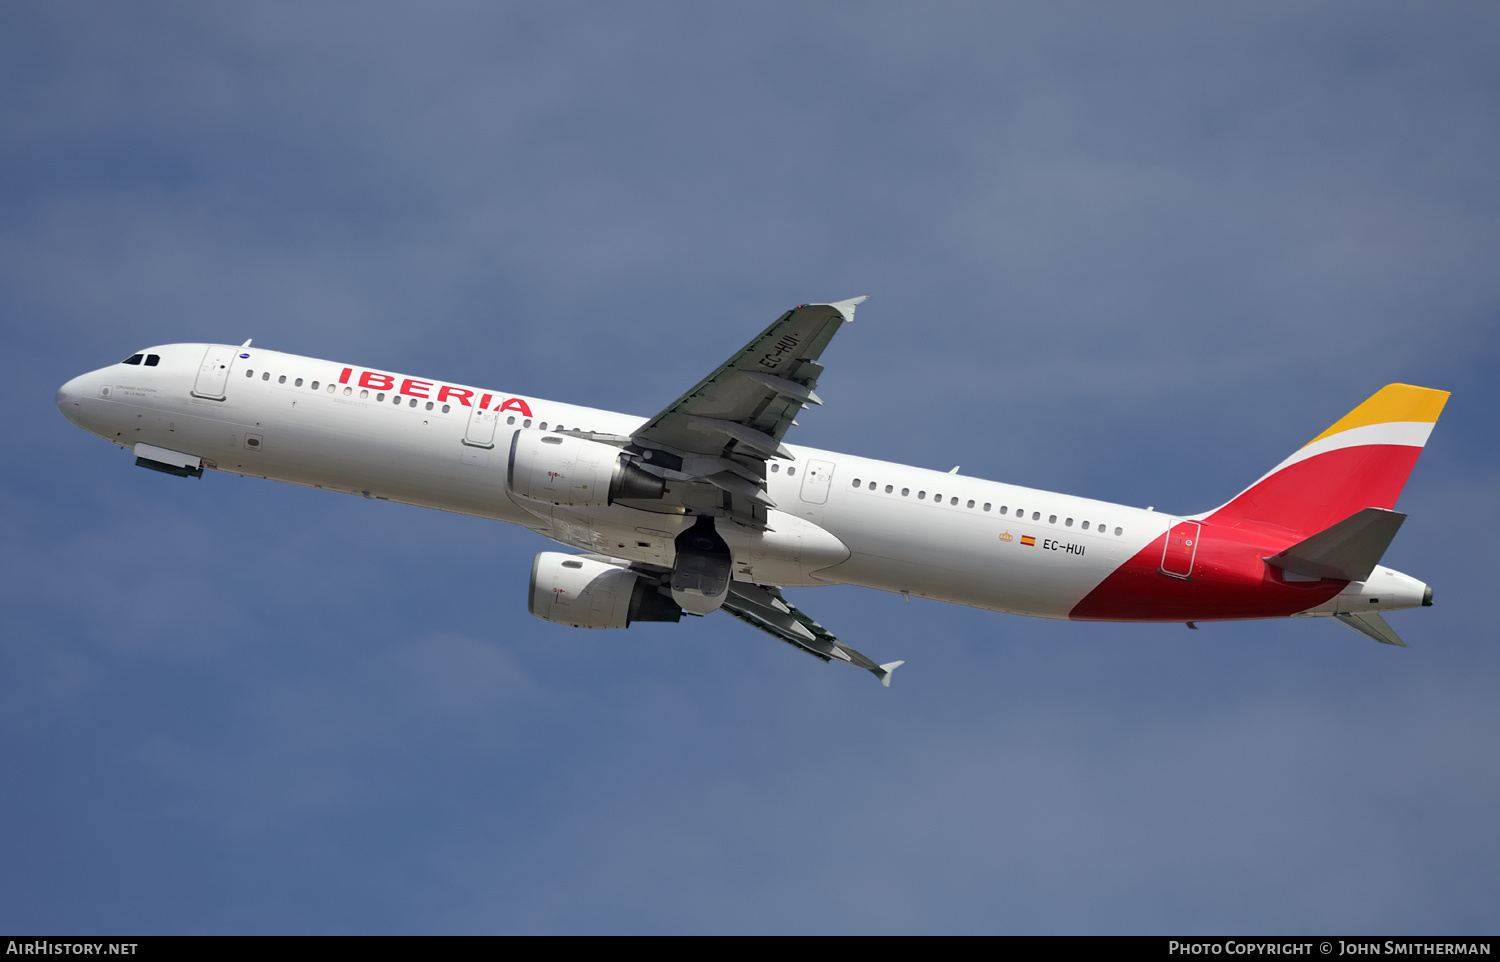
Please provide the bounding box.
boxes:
[632,297,865,456]
[722,581,903,686]
[610,298,865,527]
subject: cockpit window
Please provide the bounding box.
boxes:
[145,354,160,366]
[122,354,144,365]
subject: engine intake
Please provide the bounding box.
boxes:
[508,431,664,506]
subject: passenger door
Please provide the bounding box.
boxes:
[191,347,237,400]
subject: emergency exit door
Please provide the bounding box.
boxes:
[463,406,499,448]
[1159,520,1201,580]
[799,460,836,505]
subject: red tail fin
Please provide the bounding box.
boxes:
[1208,384,1449,536]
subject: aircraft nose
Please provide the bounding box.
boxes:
[56,375,87,423]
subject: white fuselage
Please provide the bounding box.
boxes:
[56,343,1429,624]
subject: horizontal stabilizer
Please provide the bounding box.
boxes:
[1265,507,1406,582]
[1334,611,1408,647]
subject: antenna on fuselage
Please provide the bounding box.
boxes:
[241,339,253,348]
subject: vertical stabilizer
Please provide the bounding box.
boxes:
[1209,384,1448,536]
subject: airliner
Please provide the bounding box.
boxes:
[55,298,1448,685]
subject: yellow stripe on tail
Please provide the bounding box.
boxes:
[1305,383,1450,447]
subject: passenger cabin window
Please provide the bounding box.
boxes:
[122,354,143,365]
[1114,527,1123,536]
[295,378,303,387]
[145,355,160,366]
[787,467,796,476]
[311,381,319,390]
[441,404,450,413]
[868,481,876,490]
[885,485,893,494]
[279,375,286,384]
[852,478,862,487]
[262,372,270,381]
[507,416,516,425]
[245,370,254,377]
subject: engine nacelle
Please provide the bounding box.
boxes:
[528,552,682,629]
[508,431,664,506]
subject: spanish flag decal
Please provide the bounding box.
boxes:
[1020,535,1036,547]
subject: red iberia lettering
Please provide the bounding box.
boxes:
[349,371,525,414]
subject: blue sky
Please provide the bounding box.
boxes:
[4,2,1498,934]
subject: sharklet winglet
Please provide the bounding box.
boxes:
[876,660,905,688]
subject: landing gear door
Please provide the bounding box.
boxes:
[1160,520,1201,580]
[463,406,499,448]
[191,346,236,400]
[799,460,836,505]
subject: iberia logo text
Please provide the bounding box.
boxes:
[338,367,533,416]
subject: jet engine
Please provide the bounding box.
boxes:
[508,431,664,506]
[528,552,682,629]
[670,516,733,615]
